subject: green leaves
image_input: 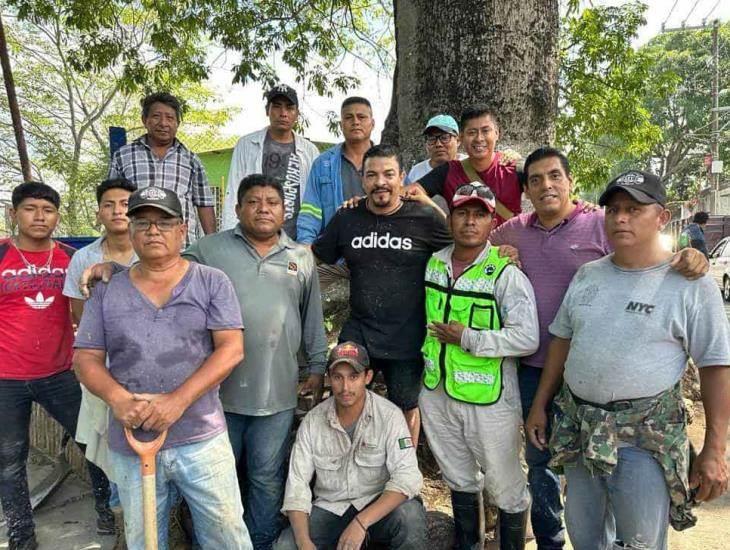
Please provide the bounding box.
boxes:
[7,0,392,97]
[557,2,675,192]
[642,23,730,201]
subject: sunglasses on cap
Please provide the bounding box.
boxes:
[454,183,494,200]
[452,182,496,212]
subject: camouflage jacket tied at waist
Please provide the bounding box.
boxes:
[548,383,696,531]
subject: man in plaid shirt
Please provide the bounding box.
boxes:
[109,92,217,247]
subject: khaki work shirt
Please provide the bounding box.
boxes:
[282,391,423,516]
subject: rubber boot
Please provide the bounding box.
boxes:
[451,490,481,550]
[498,509,527,550]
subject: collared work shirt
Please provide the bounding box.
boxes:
[109,136,214,246]
[282,391,423,516]
[183,226,327,416]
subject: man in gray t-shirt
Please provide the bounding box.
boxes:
[526,171,730,549]
[74,187,252,549]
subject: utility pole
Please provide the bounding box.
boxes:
[0,13,32,182]
[711,19,720,211]
[662,19,723,213]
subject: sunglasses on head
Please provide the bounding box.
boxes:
[454,183,495,200]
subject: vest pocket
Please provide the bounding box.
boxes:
[468,303,494,330]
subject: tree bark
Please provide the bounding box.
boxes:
[0,12,32,182]
[385,0,559,167]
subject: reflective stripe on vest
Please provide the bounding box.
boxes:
[422,247,511,405]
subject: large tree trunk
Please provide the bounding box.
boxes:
[384,0,559,167]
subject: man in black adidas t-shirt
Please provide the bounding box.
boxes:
[312,144,451,445]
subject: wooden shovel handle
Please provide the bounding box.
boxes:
[124,428,168,475]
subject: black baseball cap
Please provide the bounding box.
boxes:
[598,170,666,207]
[266,84,298,107]
[328,341,370,373]
[127,187,183,218]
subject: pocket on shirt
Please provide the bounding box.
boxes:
[354,449,387,484]
[313,453,344,488]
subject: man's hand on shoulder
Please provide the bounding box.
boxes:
[341,196,365,209]
[497,245,521,268]
[670,247,709,280]
[499,149,522,166]
[79,261,118,298]
[133,392,188,432]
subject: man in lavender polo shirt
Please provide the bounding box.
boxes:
[73,187,253,550]
[490,147,709,550]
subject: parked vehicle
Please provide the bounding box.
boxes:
[709,236,730,302]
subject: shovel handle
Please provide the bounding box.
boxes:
[124,428,168,475]
[124,428,167,550]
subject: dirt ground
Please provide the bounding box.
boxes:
[418,400,730,550]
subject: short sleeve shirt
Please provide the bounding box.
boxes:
[0,240,75,380]
[74,262,243,454]
[312,201,452,358]
[419,152,522,226]
[549,256,730,404]
[62,237,138,300]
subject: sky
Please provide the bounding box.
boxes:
[206,1,730,144]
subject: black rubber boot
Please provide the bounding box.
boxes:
[499,509,527,550]
[451,490,480,550]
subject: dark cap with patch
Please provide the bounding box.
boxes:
[598,170,666,207]
[127,186,183,218]
[328,341,370,372]
[266,83,298,107]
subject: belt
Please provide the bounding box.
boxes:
[568,387,665,412]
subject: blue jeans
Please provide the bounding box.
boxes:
[226,409,295,550]
[0,370,111,546]
[518,365,565,549]
[564,446,669,550]
[274,499,427,550]
[110,431,252,550]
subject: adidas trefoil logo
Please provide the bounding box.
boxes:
[25,292,55,310]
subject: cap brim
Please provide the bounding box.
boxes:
[598,187,659,207]
[328,358,367,372]
[424,124,458,135]
[127,203,181,218]
[267,93,298,106]
[451,196,496,213]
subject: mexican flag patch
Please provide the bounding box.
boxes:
[398,437,414,450]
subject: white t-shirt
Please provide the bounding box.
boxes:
[549,255,730,404]
[407,153,467,183]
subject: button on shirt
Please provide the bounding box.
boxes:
[183,226,328,416]
[109,136,214,247]
[282,391,423,516]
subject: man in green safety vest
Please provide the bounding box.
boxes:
[419,182,540,550]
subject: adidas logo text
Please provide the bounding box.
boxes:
[351,232,413,250]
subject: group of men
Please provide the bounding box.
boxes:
[1,84,729,550]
